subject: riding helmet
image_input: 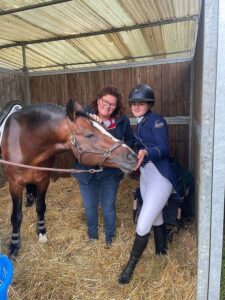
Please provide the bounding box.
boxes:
[128,84,155,103]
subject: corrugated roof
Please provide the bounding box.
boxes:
[0,0,201,74]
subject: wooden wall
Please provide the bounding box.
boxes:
[0,72,27,185]
[0,73,26,110]
[29,62,191,170]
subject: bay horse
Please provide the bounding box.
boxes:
[1,99,137,257]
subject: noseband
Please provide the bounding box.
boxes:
[67,117,124,167]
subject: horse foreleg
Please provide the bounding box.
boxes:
[9,188,23,257]
[36,179,49,244]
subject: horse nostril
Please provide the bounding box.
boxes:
[126,152,137,163]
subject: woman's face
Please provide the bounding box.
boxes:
[97,94,117,119]
[130,102,150,117]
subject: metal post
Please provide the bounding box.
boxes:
[208,0,225,298]
[196,0,225,299]
[22,45,31,104]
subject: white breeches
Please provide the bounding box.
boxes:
[136,162,173,236]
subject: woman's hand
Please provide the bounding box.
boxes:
[134,149,148,171]
[89,113,103,124]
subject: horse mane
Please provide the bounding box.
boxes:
[19,103,90,121]
[75,110,90,119]
[24,103,65,116]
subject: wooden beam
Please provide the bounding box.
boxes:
[0,15,198,50]
[28,57,192,76]
[0,0,72,16]
[28,50,192,71]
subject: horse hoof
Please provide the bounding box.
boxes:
[38,233,48,243]
[8,248,19,258]
[25,193,35,207]
[8,241,21,258]
[26,201,34,207]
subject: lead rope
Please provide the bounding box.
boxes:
[0,158,103,174]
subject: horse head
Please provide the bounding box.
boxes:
[66,99,137,173]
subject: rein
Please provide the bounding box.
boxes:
[0,158,103,174]
[66,117,124,167]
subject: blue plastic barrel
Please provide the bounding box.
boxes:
[0,254,14,300]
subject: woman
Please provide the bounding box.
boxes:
[118,84,179,284]
[73,86,134,246]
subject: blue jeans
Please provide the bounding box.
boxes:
[78,174,120,242]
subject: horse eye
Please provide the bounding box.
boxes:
[85,133,95,139]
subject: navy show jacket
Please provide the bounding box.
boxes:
[134,110,179,197]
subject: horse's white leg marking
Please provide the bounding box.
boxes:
[38,233,48,243]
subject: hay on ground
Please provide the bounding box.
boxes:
[0,176,197,300]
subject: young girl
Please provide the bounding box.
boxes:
[118,84,179,284]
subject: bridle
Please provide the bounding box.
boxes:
[67,117,124,167]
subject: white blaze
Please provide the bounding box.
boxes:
[91,120,129,148]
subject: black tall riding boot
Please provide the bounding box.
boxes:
[153,224,167,255]
[118,233,150,284]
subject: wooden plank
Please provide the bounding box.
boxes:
[176,62,190,116]
[122,68,132,116]
[176,62,183,115]
[30,74,68,105]
[161,64,170,116]
[111,69,118,87]
[168,64,177,117]
[67,73,76,100]
[168,124,189,169]
[183,63,191,115]
[85,71,94,104]
[139,66,147,85]
[152,64,162,114]
[131,67,139,88]
[104,70,112,86]
[117,68,126,112]
[146,65,154,87]
[54,74,68,106]
[76,72,87,105]
[0,73,26,108]
[91,70,103,99]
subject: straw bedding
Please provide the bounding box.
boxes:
[0,176,196,300]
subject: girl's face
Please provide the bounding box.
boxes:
[97,94,117,120]
[130,102,150,117]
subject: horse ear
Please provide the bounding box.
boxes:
[74,102,84,112]
[66,99,83,121]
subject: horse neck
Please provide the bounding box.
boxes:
[47,118,71,152]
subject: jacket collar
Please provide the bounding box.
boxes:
[138,110,152,125]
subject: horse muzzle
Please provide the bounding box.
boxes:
[121,151,137,173]
[108,146,137,173]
